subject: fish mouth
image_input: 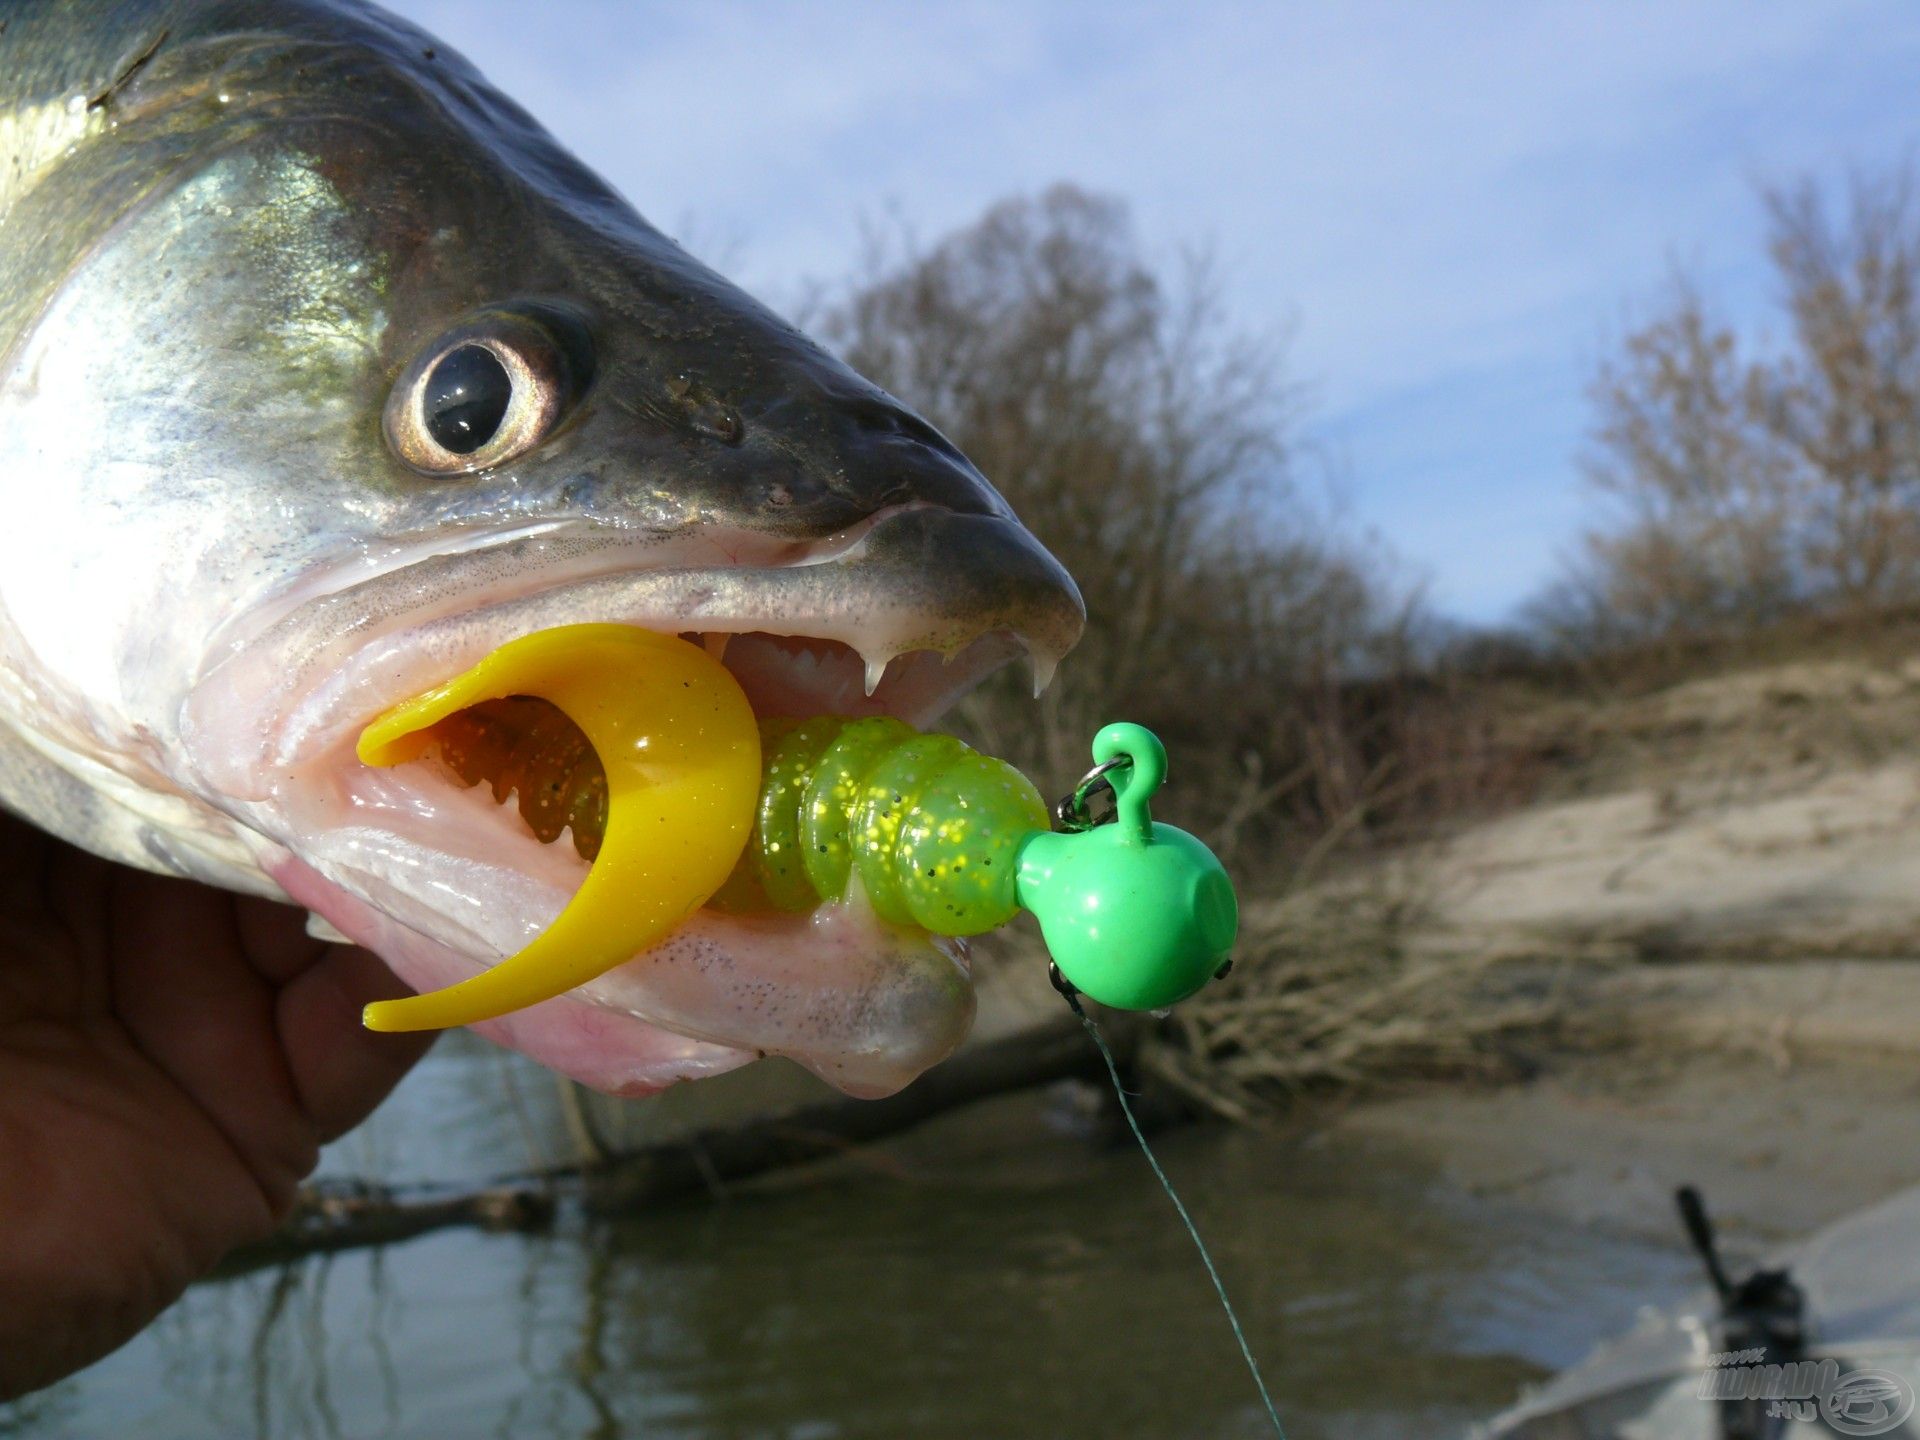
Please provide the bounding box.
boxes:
[181,506,1083,1098]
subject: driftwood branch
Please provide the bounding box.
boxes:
[221,1015,1129,1275]
[214,1182,558,1276]
[576,1012,1123,1212]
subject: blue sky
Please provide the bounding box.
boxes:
[384,0,1920,624]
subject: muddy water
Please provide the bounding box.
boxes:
[2,1036,1709,1440]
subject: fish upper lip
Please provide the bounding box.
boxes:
[193,503,932,676]
[179,504,1083,801]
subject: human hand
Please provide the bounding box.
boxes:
[0,809,432,1398]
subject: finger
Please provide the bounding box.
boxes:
[103,865,314,1192]
[0,809,55,917]
[275,944,436,1143]
[231,892,328,984]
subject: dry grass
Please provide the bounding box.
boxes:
[1137,887,1574,1123]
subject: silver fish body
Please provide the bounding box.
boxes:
[0,0,1082,1097]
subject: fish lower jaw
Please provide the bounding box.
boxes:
[271,851,759,1095]
[265,742,975,1098]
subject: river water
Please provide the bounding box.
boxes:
[1,1033,1703,1440]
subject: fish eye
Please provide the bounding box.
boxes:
[424,345,512,454]
[386,306,594,475]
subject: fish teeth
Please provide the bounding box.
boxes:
[1027,651,1060,699]
[702,632,733,663]
[306,912,353,944]
[862,651,893,697]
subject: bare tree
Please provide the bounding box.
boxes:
[814,185,1426,848]
[1577,277,1797,639]
[1764,171,1920,606]
[1551,162,1920,649]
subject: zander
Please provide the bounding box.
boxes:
[0,0,1083,1098]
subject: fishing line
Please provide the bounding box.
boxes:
[1062,987,1288,1439]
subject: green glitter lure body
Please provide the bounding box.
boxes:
[712,716,1050,934]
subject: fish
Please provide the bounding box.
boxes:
[0,0,1083,1099]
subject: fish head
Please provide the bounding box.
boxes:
[0,3,1083,1098]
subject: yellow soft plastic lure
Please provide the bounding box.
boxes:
[355,624,760,1032]
[356,623,1237,1032]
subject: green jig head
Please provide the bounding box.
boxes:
[1014,723,1239,1011]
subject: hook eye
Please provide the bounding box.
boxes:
[1052,755,1130,832]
